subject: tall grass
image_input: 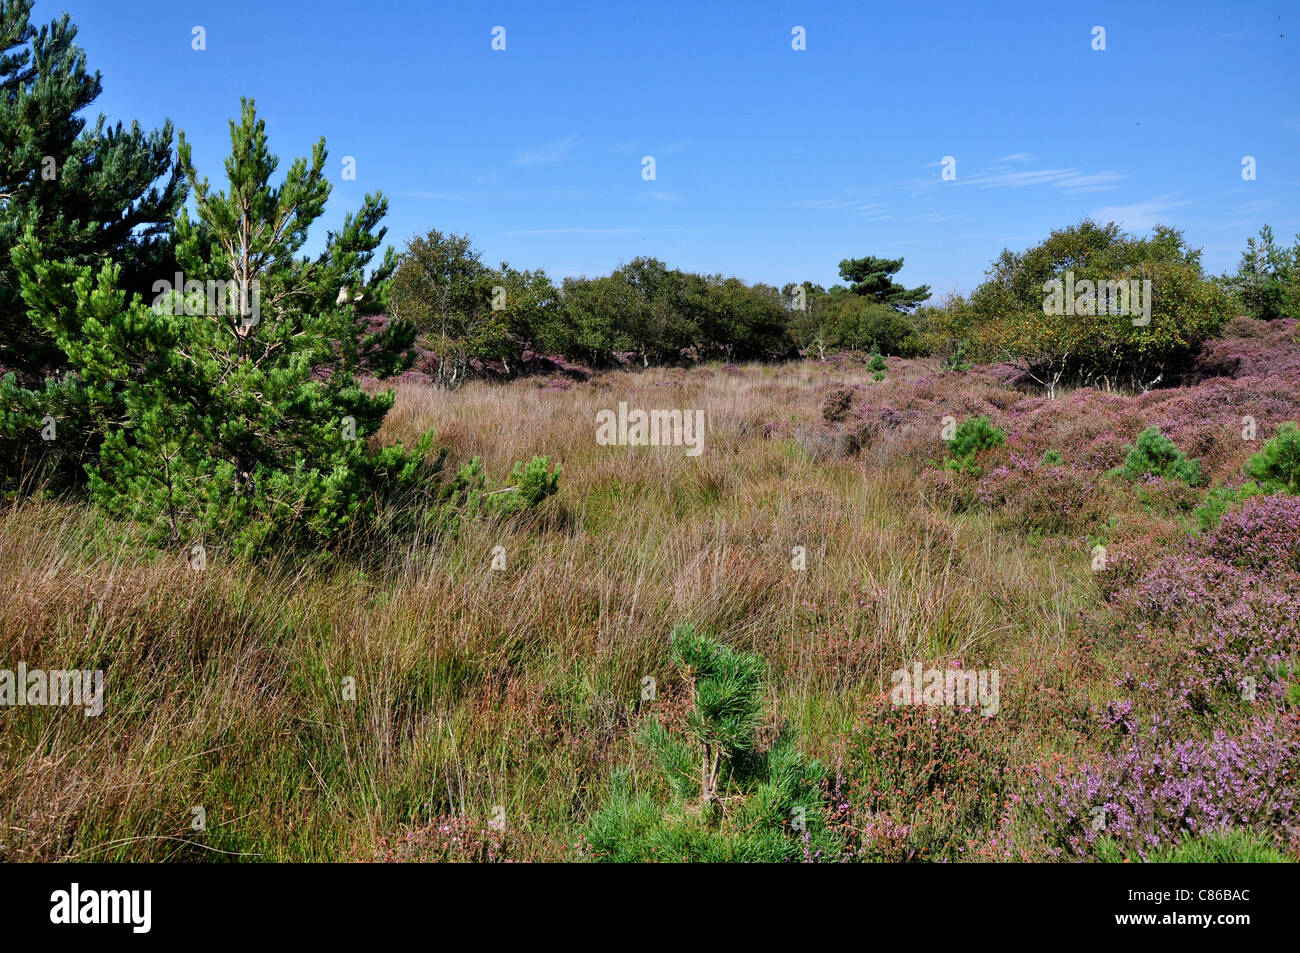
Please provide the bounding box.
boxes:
[0,358,1099,860]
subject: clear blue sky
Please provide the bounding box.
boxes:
[59,0,1300,296]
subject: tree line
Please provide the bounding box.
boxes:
[386,231,934,384]
[2,0,1295,553]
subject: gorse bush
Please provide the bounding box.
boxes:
[583,625,841,862]
[1114,427,1205,487]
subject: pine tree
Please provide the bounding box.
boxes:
[13,98,432,554]
[0,0,181,380]
[837,255,930,310]
[584,625,842,862]
[0,0,182,493]
[1227,224,1296,321]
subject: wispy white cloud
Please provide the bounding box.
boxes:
[505,227,688,236]
[510,135,581,166]
[791,197,850,209]
[1234,197,1278,215]
[1052,171,1127,194]
[791,197,889,219]
[911,160,1126,194]
[1091,195,1191,230]
[902,210,970,226]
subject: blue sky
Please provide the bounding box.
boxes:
[60,0,1300,296]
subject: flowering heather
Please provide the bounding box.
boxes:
[1033,716,1300,860]
[836,703,1017,862]
[1105,493,1300,720]
[368,813,524,862]
[977,453,1106,533]
[1204,493,1300,574]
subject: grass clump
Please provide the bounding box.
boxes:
[1094,830,1293,863]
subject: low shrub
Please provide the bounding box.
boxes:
[836,704,1014,862]
[1245,421,1300,493]
[821,386,855,424]
[944,415,1006,475]
[583,625,842,862]
[1114,427,1206,487]
[978,454,1106,533]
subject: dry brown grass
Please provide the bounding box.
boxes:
[0,359,1097,860]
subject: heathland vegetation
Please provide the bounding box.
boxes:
[2,0,1299,861]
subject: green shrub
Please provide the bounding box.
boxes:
[1194,481,1264,530]
[583,625,842,862]
[1190,423,1299,529]
[441,454,560,521]
[940,340,972,373]
[1114,427,1205,487]
[9,101,447,557]
[819,293,925,356]
[960,220,1233,393]
[944,416,1006,475]
[1042,449,1063,465]
[1221,225,1299,322]
[6,100,565,558]
[1245,422,1300,494]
